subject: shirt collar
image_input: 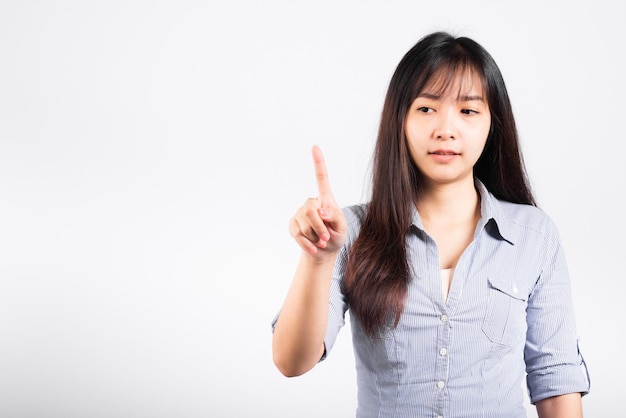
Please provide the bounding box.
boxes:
[475,180,515,245]
[410,180,515,245]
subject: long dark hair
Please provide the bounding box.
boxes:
[344,32,536,338]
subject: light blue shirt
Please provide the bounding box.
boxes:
[275,182,590,417]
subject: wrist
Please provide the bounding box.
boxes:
[302,249,339,267]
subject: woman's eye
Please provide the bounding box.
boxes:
[417,106,432,113]
[461,109,478,115]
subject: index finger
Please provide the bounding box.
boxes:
[311,145,336,205]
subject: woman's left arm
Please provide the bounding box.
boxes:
[536,393,582,418]
[524,218,590,405]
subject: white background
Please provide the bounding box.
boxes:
[1,1,623,417]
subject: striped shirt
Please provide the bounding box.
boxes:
[319,182,589,417]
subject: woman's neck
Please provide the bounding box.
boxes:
[417,177,481,227]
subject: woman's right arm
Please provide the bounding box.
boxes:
[272,146,347,377]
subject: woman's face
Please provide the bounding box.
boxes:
[405,70,491,188]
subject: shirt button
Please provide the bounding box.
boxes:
[439,348,447,356]
[437,381,445,389]
[440,314,449,323]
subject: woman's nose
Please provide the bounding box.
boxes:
[434,111,457,140]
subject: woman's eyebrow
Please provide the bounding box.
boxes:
[417,92,485,102]
[458,94,485,102]
[417,92,441,100]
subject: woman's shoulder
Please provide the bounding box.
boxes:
[494,198,560,239]
[479,182,556,235]
[342,203,368,243]
[343,203,367,221]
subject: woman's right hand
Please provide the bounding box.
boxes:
[289,145,347,262]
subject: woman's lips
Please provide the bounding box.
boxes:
[428,150,460,163]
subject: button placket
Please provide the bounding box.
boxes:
[434,309,451,415]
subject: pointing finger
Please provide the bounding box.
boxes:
[312,145,336,206]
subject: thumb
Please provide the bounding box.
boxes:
[319,205,347,235]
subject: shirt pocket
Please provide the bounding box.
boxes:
[481,277,528,347]
[369,329,400,379]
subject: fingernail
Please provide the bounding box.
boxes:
[319,208,328,217]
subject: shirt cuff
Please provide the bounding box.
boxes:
[527,354,590,404]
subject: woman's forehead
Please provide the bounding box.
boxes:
[420,67,485,99]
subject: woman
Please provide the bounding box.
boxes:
[272,32,590,417]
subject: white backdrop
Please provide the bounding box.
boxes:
[1,1,623,417]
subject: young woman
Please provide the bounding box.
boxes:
[272,32,590,418]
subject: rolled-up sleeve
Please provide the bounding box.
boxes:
[320,206,364,360]
[320,243,350,360]
[524,221,590,403]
